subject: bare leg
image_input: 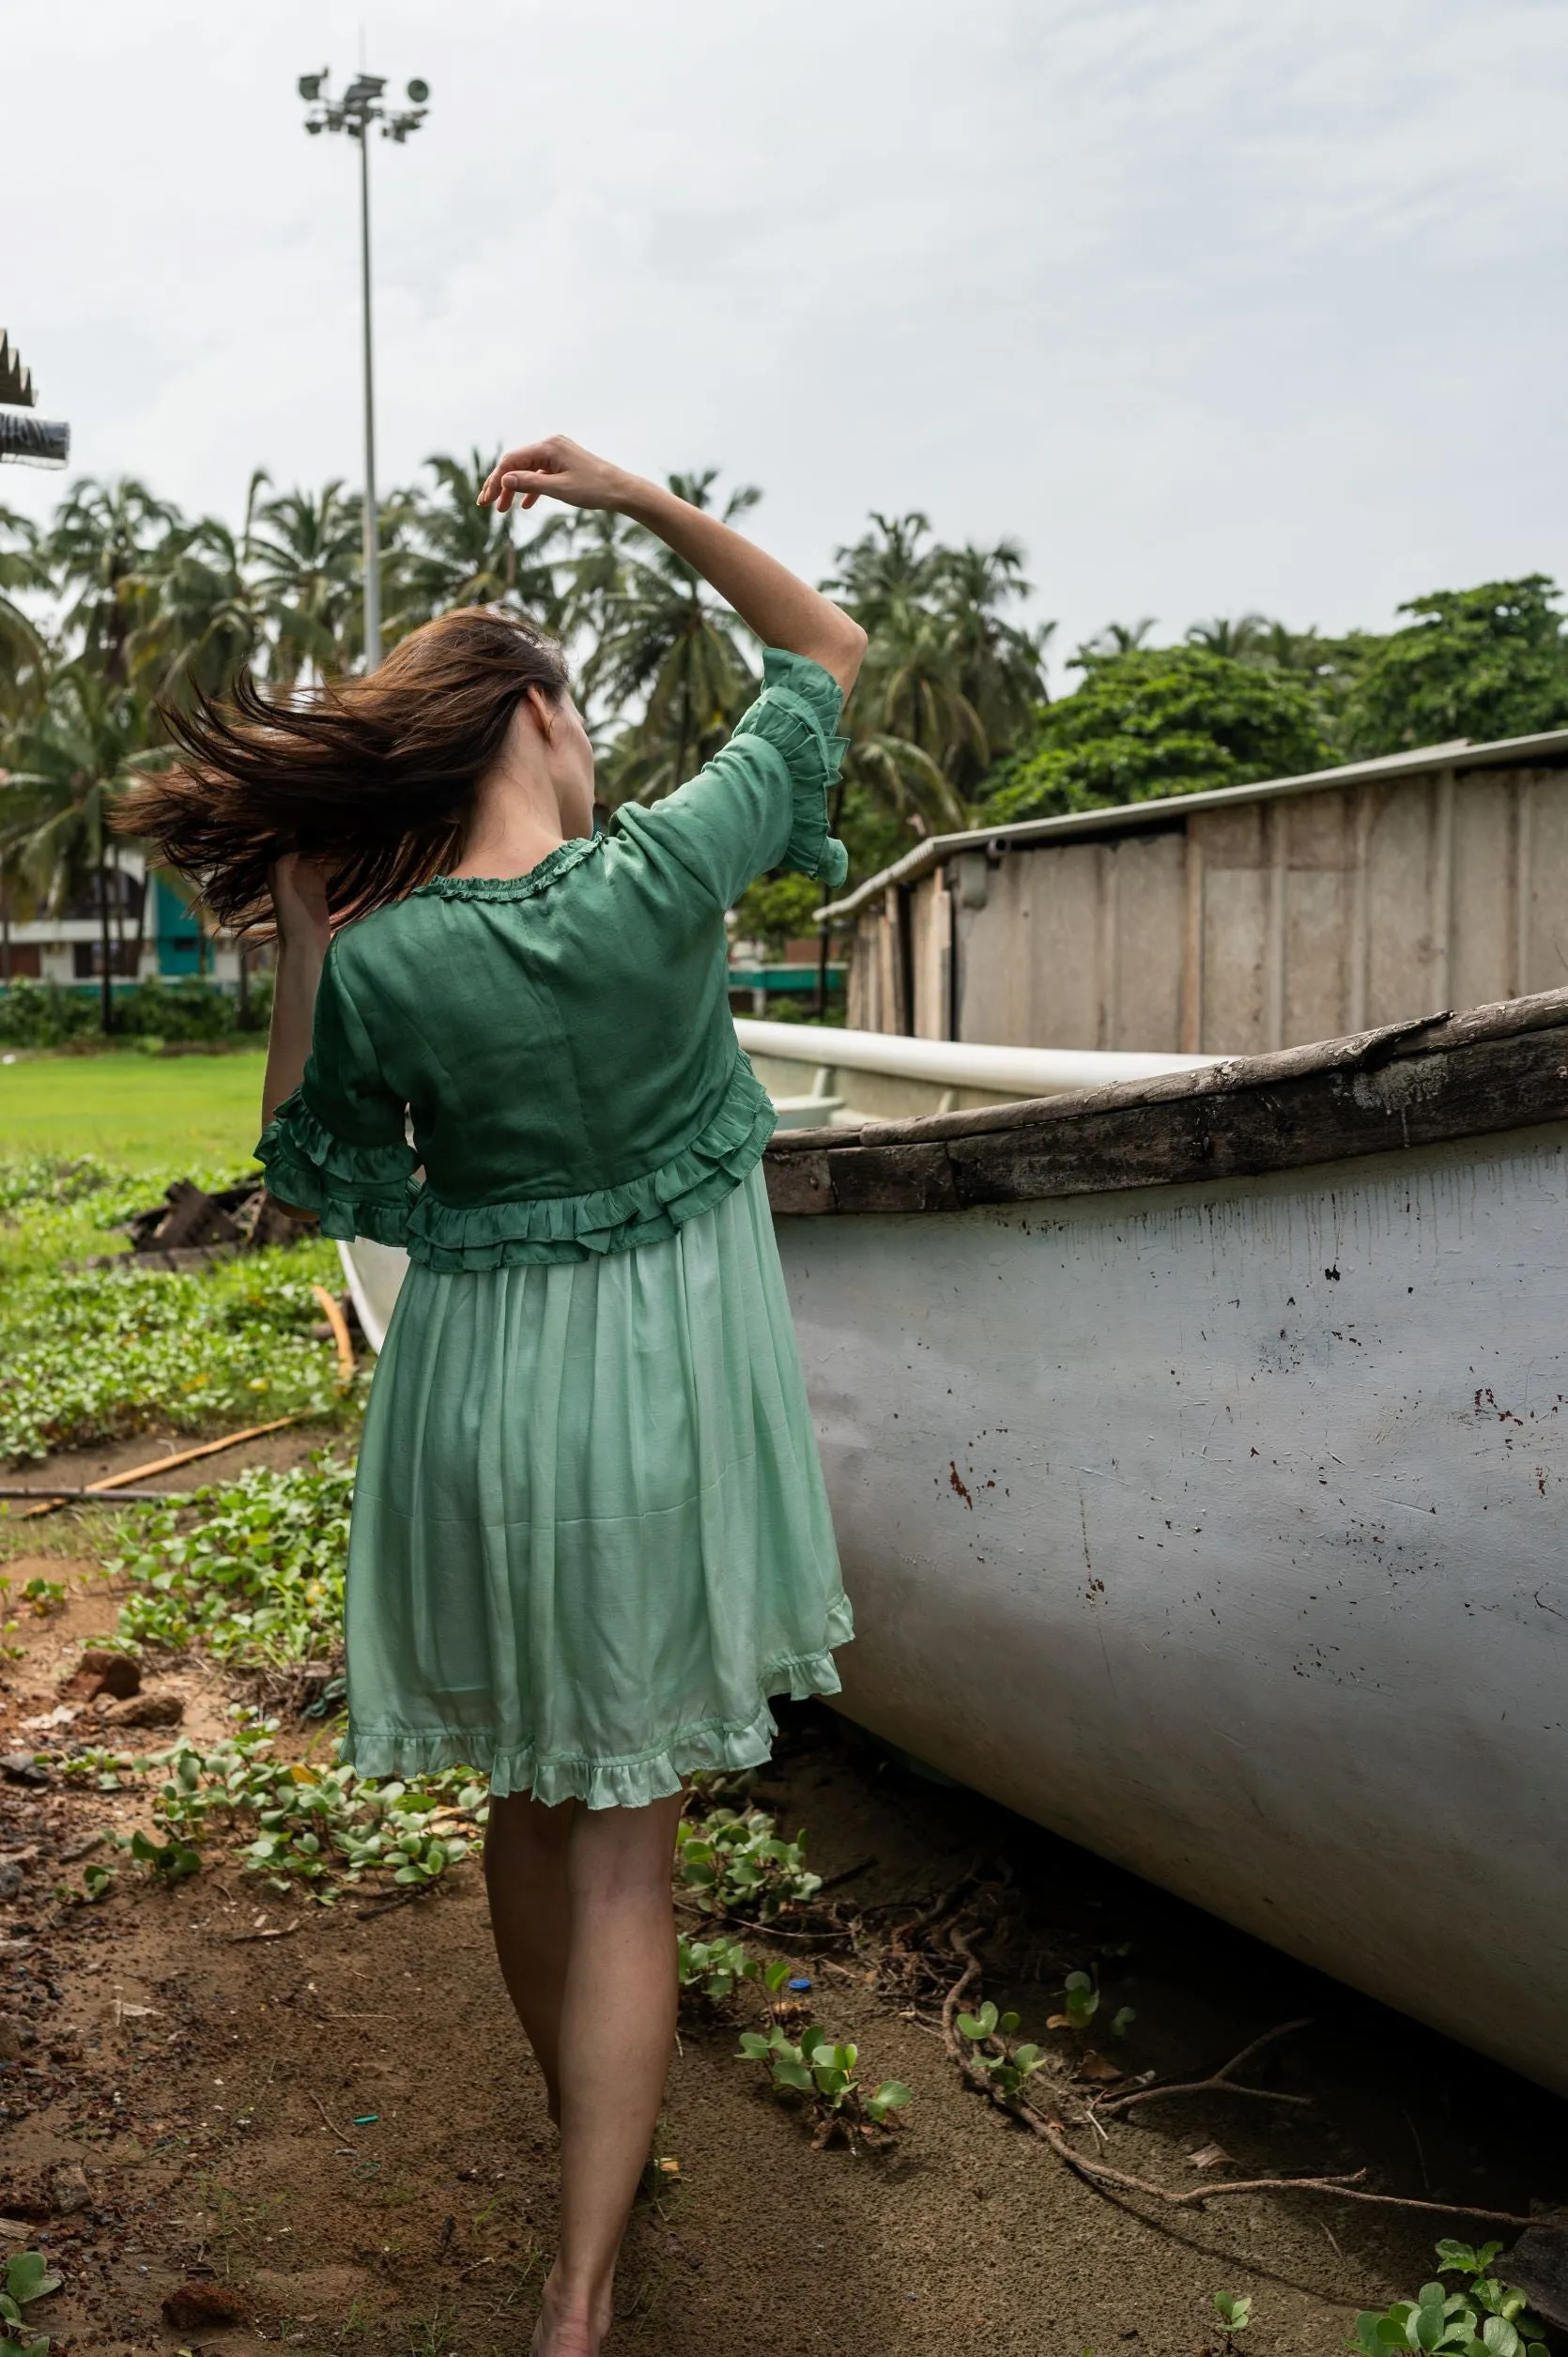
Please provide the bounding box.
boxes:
[533,1788,684,2357]
[484,1791,575,2122]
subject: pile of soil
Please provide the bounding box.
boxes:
[1,1475,1563,2357]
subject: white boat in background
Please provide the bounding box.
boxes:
[341,994,1568,2094]
[338,1023,1213,1348]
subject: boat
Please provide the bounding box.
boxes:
[340,990,1568,2094]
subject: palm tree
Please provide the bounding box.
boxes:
[125,470,272,706]
[1185,613,1274,660]
[1,664,153,1032]
[931,540,1053,801]
[825,514,1050,832]
[587,471,761,804]
[395,451,571,635]
[248,480,362,686]
[0,505,49,724]
[1080,617,1158,659]
[825,511,942,624]
[44,478,179,684]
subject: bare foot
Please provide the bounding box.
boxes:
[530,2266,613,2356]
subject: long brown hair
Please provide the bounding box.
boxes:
[116,607,571,932]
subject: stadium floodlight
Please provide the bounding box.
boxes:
[297,67,430,670]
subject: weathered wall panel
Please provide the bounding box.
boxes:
[1525,769,1568,997]
[1109,830,1186,1052]
[842,751,1568,1055]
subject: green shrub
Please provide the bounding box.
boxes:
[0,975,271,1049]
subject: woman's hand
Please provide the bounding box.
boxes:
[269,854,331,951]
[478,435,638,516]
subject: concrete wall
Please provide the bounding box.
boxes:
[847,759,1568,1054]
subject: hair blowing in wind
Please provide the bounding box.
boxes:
[115,607,571,932]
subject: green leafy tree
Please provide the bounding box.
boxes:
[125,470,272,707]
[0,505,49,723]
[393,450,569,637]
[985,644,1331,824]
[825,513,1051,841]
[43,477,178,684]
[1185,612,1272,659]
[248,480,362,686]
[0,666,154,1031]
[1342,575,1568,756]
[588,470,761,805]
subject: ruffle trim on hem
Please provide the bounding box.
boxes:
[254,1086,417,1247]
[340,1600,854,1810]
[403,1047,776,1271]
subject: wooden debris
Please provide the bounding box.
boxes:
[8,1412,320,1521]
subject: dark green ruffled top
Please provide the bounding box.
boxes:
[255,648,849,1271]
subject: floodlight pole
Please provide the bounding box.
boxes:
[298,69,429,672]
[358,123,380,669]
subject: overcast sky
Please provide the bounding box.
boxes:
[7,0,1566,673]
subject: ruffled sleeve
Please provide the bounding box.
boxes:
[610,647,850,911]
[254,939,417,1245]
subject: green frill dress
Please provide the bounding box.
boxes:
[255,649,854,1808]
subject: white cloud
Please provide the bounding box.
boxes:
[6,0,1567,671]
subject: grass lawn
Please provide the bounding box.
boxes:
[0,1050,269,1171]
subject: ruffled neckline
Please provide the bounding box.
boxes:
[413,833,605,902]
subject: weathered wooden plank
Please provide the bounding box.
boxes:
[944,1029,1568,1206]
[764,1152,834,1215]
[822,1142,961,1215]
[762,1009,1568,1212]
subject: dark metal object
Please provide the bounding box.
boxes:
[0,406,69,468]
[0,330,69,466]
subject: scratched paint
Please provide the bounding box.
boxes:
[775,1123,1568,2096]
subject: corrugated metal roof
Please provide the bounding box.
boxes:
[818,723,1568,922]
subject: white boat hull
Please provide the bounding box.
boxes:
[338,1000,1568,2090]
[774,1124,1568,2094]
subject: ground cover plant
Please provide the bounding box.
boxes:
[674,1804,822,1919]
[0,2245,61,2356]
[1349,2241,1549,2357]
[737,2018,912,2150]
[108,1456,354,1665]
[54,1708,484,1905]
[0,1153,351,1461]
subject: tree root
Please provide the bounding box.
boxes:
[939,1924,1537,2232]
[1090,2017,1315,2118]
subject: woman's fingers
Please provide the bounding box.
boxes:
[478,434,623,513]
[481,439,566,507]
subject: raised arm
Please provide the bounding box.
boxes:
[479,436,868,695]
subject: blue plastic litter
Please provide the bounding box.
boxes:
[787,1978,811,1992]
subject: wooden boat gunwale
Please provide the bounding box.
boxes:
[761,985,1568,1216]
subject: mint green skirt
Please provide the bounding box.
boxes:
[341,1163,853,1809]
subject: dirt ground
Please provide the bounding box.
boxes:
[2,1453,1563,2357]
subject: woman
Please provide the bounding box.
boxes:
[121,436,866,2357]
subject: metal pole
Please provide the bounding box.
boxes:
[358,120,381,670]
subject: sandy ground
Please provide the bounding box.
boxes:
[0,1503,1562,2357]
